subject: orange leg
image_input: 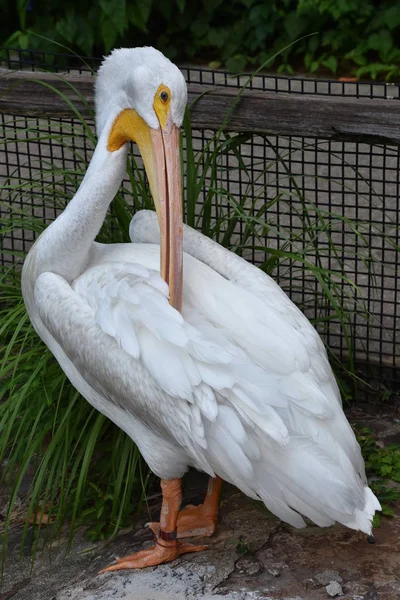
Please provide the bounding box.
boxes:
[99,478,207,573]
[147,475,223,539]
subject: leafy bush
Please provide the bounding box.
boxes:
[1,0,400,80]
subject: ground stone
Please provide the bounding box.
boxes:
[326,581,344,597]
[235,557,263,576]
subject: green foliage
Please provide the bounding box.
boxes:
[357,427,400,526]
[1,0,400,80]
[236,535,250,555]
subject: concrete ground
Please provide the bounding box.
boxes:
[1,403,400,600]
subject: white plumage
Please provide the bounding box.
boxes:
[22,47,380,545]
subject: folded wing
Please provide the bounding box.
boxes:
[128,210,380,533]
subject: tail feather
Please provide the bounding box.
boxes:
[206,417,380,535]
[282,489,335,528]
[342,487,382,534]
[258,487,306,528]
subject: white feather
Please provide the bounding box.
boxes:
[137,328,193,400]
[218,405,247,444]
[193,383,218,422]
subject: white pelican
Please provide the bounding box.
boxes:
[22,47,381,572]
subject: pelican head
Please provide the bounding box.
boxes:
[95,47,188,309]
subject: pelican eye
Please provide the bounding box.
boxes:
[160,90,169,103]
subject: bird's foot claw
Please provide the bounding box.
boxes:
[146,503,217,539]
[99,539,207,573]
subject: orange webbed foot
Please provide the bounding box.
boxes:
[99,539,207,573]
[147,503,217,539]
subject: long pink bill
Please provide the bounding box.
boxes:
[151,119,183,312]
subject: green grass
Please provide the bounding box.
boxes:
[0,70,398,566]
[356,427,400,527]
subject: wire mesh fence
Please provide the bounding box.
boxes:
[0,48,399,401]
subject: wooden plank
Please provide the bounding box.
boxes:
[188,86,400,146]
[0,69,95,120]
[1,69,400,145]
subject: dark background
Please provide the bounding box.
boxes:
[1,0,400,79]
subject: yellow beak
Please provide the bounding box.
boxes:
[108,109,183,312]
